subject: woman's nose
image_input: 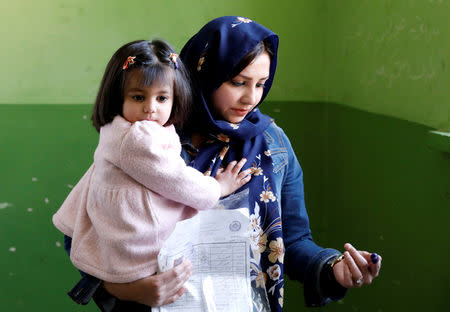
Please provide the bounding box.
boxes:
[241,86,258,106]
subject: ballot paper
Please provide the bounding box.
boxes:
[156,208,252,312]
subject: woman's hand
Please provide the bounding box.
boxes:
[103,260,193,307]
[332,243,382,288]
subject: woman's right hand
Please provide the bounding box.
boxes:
[332,243,382,289]
[103,260,193,307]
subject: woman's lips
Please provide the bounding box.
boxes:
[231,108,248,116]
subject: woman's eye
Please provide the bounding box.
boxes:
[256,83,266,88]
[230,80,244,86]
[132,95,145,102]
[157,95,168,102]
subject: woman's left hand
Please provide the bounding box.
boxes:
[332,243,382,288]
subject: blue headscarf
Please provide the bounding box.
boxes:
[181,16,284,311]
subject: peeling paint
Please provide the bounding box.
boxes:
[0,202,13,209]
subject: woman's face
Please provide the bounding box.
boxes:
[211,51,270,124]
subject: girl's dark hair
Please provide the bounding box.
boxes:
[228,38,274,79]
[91,39,192,132]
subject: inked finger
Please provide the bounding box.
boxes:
[369,254,382,277]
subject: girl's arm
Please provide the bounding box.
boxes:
[120,121,221,210]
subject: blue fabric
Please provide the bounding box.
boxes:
[180,16,278,121]
[179,121,347,308]
[180,16,284,311]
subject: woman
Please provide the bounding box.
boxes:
[66,16,381,311]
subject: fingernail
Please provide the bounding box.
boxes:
[371,253,379,264]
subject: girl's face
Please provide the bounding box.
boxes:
[122,72,173,126]
[211,51,270,124]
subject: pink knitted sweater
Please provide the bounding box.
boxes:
[52,116,220,283]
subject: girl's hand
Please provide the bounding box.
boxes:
[103,260,192,307]
[332,243,382,288]
[215,158,252,197]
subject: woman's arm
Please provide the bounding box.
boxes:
[275,125,381,305]
[102,260,192,307]
[271,124,347,306]
[64,235,192,307]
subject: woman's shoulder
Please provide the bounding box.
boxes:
[263,120,290,147]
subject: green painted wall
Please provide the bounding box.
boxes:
[263,101,450,312]
[1,104,449,311]
[1,0,449,129]
[1,1,449,311]
[0,0,324,105]
[3,0,447,129]
[326,0,450,130]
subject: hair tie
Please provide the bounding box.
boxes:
[169,53,179,69]
[122,56,136,70]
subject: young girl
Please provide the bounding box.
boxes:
[52,39,251,283]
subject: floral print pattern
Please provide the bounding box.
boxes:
[278,288,284,307]
[185,15,283,311]
[267,264,281,281]
[232,17,253,28]
[260,190,276,203]
[269,238,284,264]
[198,130,284,310]
[197,47,207,71]
[197,56,205,71]
[251,166,263,176]
[217,133,230,143]
[255,271,267,288]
